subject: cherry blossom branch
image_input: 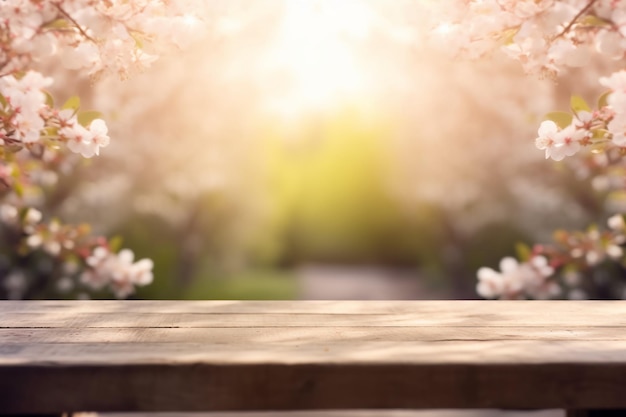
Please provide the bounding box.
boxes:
[555,0,598,38]
[54,4,96,42]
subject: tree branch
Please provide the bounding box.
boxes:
[54,4,96,43]
[555,0,598,38]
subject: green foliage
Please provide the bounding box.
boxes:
[62,96,80,112]
[182,268,297,300]
[570,95,590,113]
[545,111,573,129]
[108,235,124,252]
[121,210,297,300]
[78,110,103,127]
[258,110,443,266]
[43,91,54,108]
[13,182,24,198]
[43,19,70,30]
[579,15,611,27]
[515,242,532,262]
[112,214,179,298]
[129,31,144,48]
[464,222,532,287]
[592,128,610,140]
[598,91,611,109]
[500,28,519,45]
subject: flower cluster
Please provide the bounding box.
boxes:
[534,71,626,161]
[432,1,626,299]
[0,1,204,299]
[58,110,110,158]
[2,0,204,79]
[0,71,52,145]
[478,215,626,299]
[433,1,626,164]
[82,247,153,299]
[601,70,626,144]
[432,0,626,77]
[536,118,588,161]
[0,203,153,299]
[536,106,603,160]
[0,71,110,157]
[477,255,557,299]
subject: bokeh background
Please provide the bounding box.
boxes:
[33,0,618,301]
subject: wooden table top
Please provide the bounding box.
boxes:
[0,300,625,412]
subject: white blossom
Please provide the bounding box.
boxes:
[24,208,42,225]
[608,214,626,231]
[535,120,560,160]
[82,246,154,298]
[476,256,554,299]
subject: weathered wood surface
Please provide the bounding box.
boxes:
[0,301,624,413]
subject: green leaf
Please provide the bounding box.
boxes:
[515,242,532,262]
[598,91,612,109]
[62,96,80,112]
[500,28,519,46]
[13,182,24,198]
[108,235,124,252]
[44,126,59,137]
[129,31,144,48]
[580,15,611,27]
[43,18,70,30]
[570,95,591,113]
[592,129,610,140]
[545,112,573,129]
[0,94,6,109]
[77,110,103,127]
[43,90,54,108]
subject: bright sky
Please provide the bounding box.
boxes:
[260,0,378,118]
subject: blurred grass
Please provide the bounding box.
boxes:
[182,268,297,300]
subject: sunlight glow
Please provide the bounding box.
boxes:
[261,0,375,118]
[434,23,453,35]
[182,14,199,26]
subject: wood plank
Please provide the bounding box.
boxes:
[1,301,626,413]
[0,300,623,317]
[2,311,613,328]
[0,300,416,314]
[2,339,626,365]
[2,362,626,412]
[3,311,626,328]
[1,326,626,344]
[4,301,626,327]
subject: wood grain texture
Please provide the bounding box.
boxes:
[1,301,626,413]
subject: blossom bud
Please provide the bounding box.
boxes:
[606,244,624,259]
[24,208,42,225]
[608,215,626,231]
[26,234,43,249]
[0,205,18,224]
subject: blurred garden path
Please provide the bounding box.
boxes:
[297,264,445,300]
